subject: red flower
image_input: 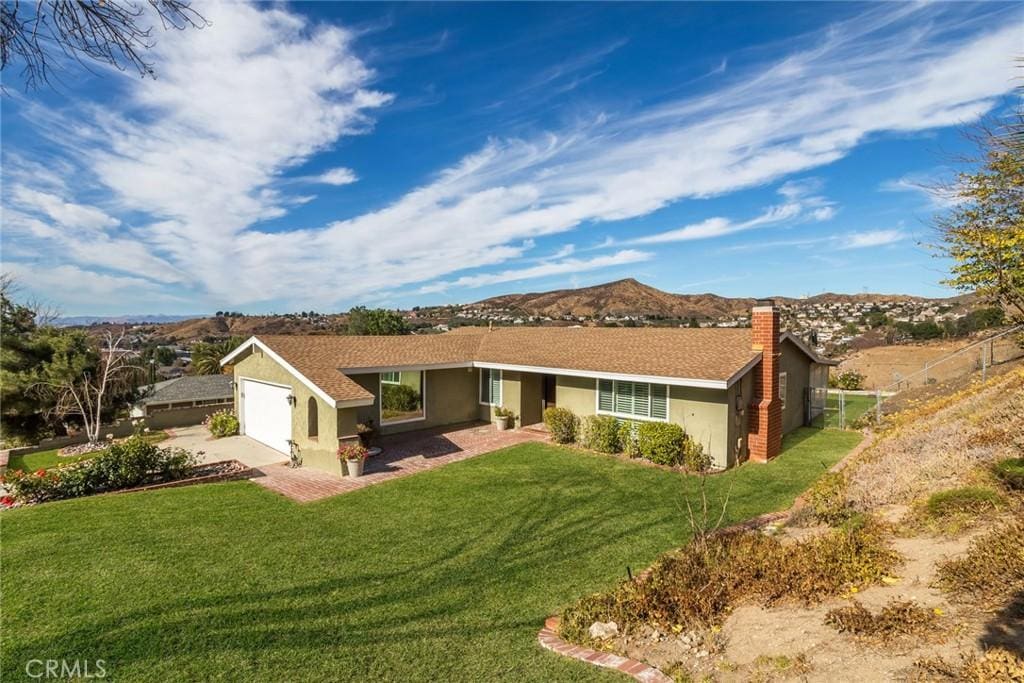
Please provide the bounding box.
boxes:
[1,496,14,507]
[35,469,47,477]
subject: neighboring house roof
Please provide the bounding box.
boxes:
[222,328,834,405]
[137,374,233,406]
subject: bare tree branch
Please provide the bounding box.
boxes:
[1,0,207,91]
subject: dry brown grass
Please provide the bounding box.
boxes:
[914,648,1024,682]
[935,520,1024,611]
[825,599,940,638]
[559,521,900,644]
[843,369,1024,511]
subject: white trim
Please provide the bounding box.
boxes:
[380,371,401,385]
[380,369,427,426]
[221,336,375,409]
[478,367,502,406]
[724,355,762,388]
[343,362,472,374]
[593,378,670,422]
[472,361,729,390]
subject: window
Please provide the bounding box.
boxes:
[597,379,668,420]
[307,397,318,438]
[479,368,502,406]
[381,371,424,424]
[779,372,788,410]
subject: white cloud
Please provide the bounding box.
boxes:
[420,250,652,292]
[2,2,1018,311]
[880,171,961,208]
[9,186,120,231]
[839,229,906,249]
[315,167,359,186]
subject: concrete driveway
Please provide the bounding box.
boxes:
[162,426,288,468]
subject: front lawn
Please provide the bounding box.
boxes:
[823,393,877,429]
[5,432,168,472]
[1,428,859,681]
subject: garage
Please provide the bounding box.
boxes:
[240,379,292,454]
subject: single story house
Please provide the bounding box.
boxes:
[221,301,834,475]
[131,374,234,428]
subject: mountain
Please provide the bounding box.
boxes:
[472,279,965,319]
[151,314,346,343]
[54,314,202,327]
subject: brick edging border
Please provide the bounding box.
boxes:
[538,616,672,682]
[539,430,875,680]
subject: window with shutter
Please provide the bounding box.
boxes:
[598,379,669,420]
[480,369,502,405]
[597,379,614,412]
[650,384,668,420]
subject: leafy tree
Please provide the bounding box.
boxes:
[1,278,58,440]
[346,307,410,336]
[829,370,865,390]
[932,111,1024,323]
[191,336,244,375]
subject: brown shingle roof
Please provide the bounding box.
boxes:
[247,328,769,403]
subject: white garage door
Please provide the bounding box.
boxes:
[241,379,292,454]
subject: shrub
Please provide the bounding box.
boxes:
[205,410,239,438]
[559,522,898,642]
[825,599,938,637]
[916,648,1024,682]
[936,520,1024,610]
[543,407,578,444]
[829,370,865,390]
[636,422,685,465]
[618,421,641,458]
[381,383,420,413]
[1,435,198,504]
[992,457,1024,491]
[924,486,1003,519]
[682,436,710,472]
[805,471,853,526]
[580,415,621,453]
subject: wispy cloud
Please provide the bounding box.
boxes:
[879,170,960,208]
[419,249,651,292]
[838,229,906,249]
[314,167,359,186]
[2,2,1017,311]
[629,178,835,244]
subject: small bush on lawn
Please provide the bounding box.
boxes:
[636,422,685,466]
[992,457,1024,491]
[618,421,641,458]
[580,415,621,453]
[935,520,1024,610]
[559,521,898,643]
[682,437,710,472]
[806,471,853,526]
[543,407,578,444]
[825,599,938,638]
[924,486,1003,519]
[205,409,239,438]
[2,435,198,504]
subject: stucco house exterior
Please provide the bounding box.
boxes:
[220,301,834,475]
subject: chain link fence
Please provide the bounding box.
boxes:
[807,325,1023,431]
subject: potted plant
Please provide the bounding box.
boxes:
[356,421,376,447]
[337,442,369,478]
[493,406,516,431]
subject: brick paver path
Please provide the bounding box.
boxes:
[250,422,546,503]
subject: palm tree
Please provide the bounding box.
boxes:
[191,337,244,375]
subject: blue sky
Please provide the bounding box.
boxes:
[2,1,1021,315]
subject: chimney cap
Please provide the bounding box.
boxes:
[754,298,776,308]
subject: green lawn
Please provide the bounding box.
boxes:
[6,432,169,472]
[1,428,859,682]
[823,393,877,429]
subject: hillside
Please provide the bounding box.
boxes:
[472,278,956,319]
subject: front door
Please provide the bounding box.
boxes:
[542,375,557,411]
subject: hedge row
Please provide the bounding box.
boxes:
[542,407,709,471]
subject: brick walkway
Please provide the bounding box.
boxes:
[250,422,546,503]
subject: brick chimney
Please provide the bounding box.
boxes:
[748,299,782,462]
